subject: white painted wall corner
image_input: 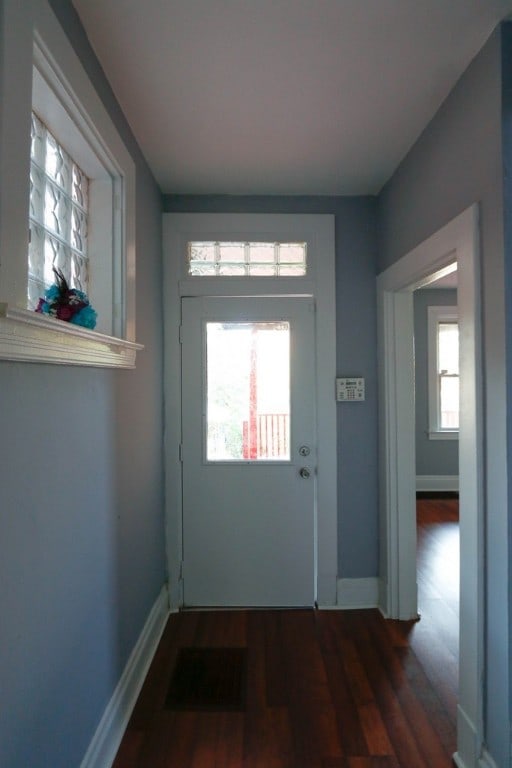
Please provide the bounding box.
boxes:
[80,584,169,768]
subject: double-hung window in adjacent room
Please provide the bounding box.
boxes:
[428,306,459,438]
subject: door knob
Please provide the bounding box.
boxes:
[299,467,311,479]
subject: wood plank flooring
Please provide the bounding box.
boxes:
[113,498,459,768]
[413,497,459,719]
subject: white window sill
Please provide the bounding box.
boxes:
[428,430,459,441]
[0,304,143,368]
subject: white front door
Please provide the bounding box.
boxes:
[181,295,316,607]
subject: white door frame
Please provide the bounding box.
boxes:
[162,213,337,610]
[377,204,484,767]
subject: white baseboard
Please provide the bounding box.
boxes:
[80,584,170,768]
[452,702,482,768]
[478,749,499,768]
[336,577,379,609]
[416,474,459,492]
[453,752,495,768]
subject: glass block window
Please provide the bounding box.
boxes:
[28,112,89,309]
[188,241,307,277]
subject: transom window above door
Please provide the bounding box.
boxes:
[188,241,307,276]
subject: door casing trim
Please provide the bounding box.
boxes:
[162,213,337,608]
[377,203,483,766]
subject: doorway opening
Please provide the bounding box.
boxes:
[163,213,337,609]
[413,275,460,722]
[377,204,483,767]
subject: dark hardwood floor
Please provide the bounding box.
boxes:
[113,498,459,768]
[413,496,459,720]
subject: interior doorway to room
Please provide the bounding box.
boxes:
[412,278,460,718]
[377,205,483,767]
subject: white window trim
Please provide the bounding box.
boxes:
[0,0,141,368]
[427,305,459,440]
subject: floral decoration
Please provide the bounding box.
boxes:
[35,267,97,329]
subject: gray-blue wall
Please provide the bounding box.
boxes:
[3,3,511,765]
[414,288,458,478]
[500,30,512,763]
[0,3,166,767]
[163,195,379,578]
[379,26,509,766]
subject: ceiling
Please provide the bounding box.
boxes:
[72,0,512,196]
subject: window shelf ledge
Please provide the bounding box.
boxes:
[427,430,459,441]
[0,303,143,368]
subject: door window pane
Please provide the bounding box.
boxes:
[206,321,290,461]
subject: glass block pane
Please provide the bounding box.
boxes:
[45,131,71,190]
[189,261,217,276]
[219,243,245,263]
[29,165,44,222]
[249,265,275,276]
[218,264,246,276]
[279,243,306,264]
[44,235,71,285]
[28,224,46,309]
[189,242,216,262]
[44,235,59,284]
[206,321,290,461]
[72,165,88,209]
[27,274,46,311]
[44,183,71,238]
[71,253,88,291]
[248,243,275,263]
[72,206,87,254]
[279,264,306,276]
[30,113,45,167]
[28,223,45,277]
